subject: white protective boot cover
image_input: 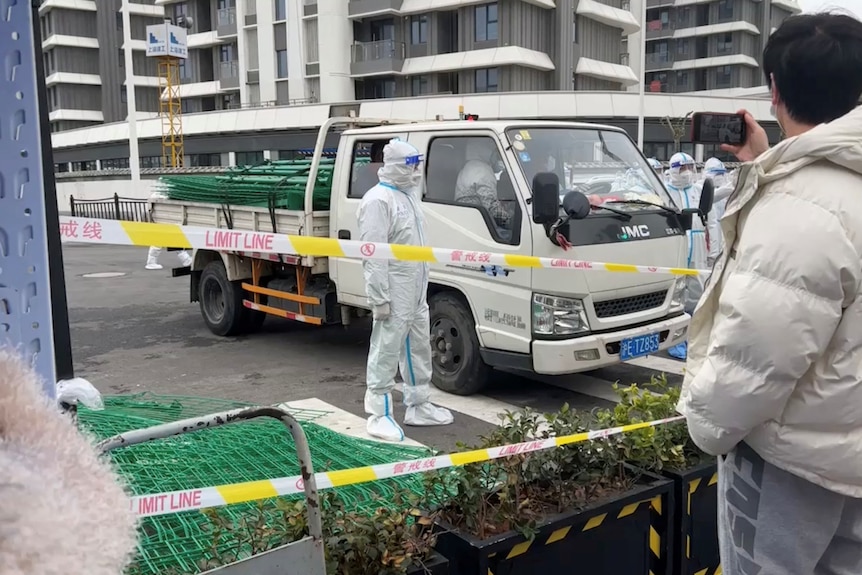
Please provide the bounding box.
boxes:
[178,250,193,267]
[404,402,454,427]
[145,246,163,270]
[364,391,405,442]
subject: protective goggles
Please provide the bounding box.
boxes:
[670,160,694,170]
[404,154,424,166]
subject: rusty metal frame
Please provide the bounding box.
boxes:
[98,406,326,575]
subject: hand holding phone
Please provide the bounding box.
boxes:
[691,112,747,146]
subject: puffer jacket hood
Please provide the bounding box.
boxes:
[677,105,862,497]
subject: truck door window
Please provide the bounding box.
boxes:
[348,140,388,199]
[424,136,521,245]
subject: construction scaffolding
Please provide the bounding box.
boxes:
[157,56,184,168]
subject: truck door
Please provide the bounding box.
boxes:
[406,129,534,358]
[332,133,408,309]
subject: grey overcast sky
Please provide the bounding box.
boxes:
[798,0,862,16]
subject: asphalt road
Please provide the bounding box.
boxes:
[64,243,683,452]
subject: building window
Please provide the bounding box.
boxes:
[116,11,122,30]
[235,151,265,166]
[716,32,733,54]
[173,2,188,19]
[274,0,287,22]
[475,67,498,92]
[181,99,193,114]
[120,86,127,103]
[573,13,578,43]
[118,48,125,67]
[371,78,396,99]
[140,156,163,169]
[411,75,429,96]
[718,0,734,20]
[102,158,130,170]
[219,44,235,62]
[410,15,428,44]
[276,49,288,78]
[474,3,498,42]
[178,57,193,80]
[715,65,732,87]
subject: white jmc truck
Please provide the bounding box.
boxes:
[151,117,711,395]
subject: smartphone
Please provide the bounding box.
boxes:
[691,112,746,146]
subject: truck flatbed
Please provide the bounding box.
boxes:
[149,198,331,238]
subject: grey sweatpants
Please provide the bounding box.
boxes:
[718,442,862,575]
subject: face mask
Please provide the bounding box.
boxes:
[770,104,786,137]
[671,171,693,188]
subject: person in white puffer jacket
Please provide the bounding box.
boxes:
[676,12,862,575]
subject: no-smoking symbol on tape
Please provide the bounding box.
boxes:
[361,243,376,257]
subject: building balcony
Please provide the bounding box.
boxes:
[646,0,674,8]
[644,52,674,70]
[348,0,403,19]
[219,60,239,90]
[645,13,695,39]
[350,40,405,77]
[217,7,237,37]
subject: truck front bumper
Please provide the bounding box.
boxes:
[531,313,690,375]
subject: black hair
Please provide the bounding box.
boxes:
[370,141,385,162]
[763,12,862,125]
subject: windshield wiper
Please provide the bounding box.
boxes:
[604,199,678,216]
[590,204,632,220]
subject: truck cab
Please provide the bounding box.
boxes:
[328,120,692,395]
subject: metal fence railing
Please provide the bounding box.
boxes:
[69,193,149,222]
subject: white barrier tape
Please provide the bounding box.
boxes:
[58,216,710,277]
[128,415,685,518]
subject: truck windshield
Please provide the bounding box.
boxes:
[505,127,676,212]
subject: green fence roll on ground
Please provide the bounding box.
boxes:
[77,393,433,575]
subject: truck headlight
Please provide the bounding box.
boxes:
[670,277,687,309]
[532,294,590,336]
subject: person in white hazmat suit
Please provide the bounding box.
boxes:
[647,157,663,177]
[703,158,736,228]
[145,190,193,270]
[454,139,513,231]
[664,152,719,360]
[357,139,454,442]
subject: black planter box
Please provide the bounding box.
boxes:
[407,551,449,575]
[662,461,720,575]
[432,472,674,575]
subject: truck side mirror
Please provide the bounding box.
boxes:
[532,172,560,225]
[561,191,591,220]
[699,178,714,216]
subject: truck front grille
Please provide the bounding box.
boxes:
[594,290,668,319]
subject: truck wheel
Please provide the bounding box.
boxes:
[429,293,491,396]
[199,261,245,336]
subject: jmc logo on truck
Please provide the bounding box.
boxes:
[620,225,651,239]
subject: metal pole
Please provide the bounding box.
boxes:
[636,0,647,150]
[122,0,141,181]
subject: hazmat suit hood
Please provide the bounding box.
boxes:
[465,138,497,165]
[703,157,728,187]
[377,139,423,192]
[669,152,696,188]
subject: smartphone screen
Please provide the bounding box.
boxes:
[691,112,745,146]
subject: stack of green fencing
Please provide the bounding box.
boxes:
[77,393,434,575]
[156,158,368,211]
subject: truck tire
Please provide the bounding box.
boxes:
[429,292,491,396]
[199,261,246,336]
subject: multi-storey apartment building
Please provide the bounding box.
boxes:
[40,0,646,133]
[640,0,800,93]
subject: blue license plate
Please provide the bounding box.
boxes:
[619,333,661,361]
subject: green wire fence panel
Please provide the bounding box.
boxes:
[155,159,369,211]
[77,394,433,575]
